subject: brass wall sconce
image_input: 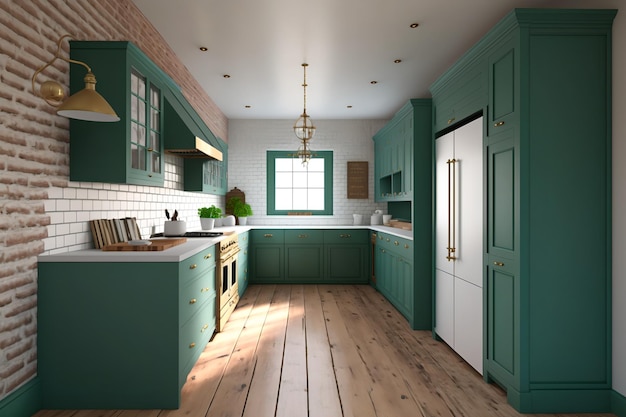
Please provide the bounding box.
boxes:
[32,35,120,122]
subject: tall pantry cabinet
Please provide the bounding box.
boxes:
[430,9,615,413]
[434,117,484,374]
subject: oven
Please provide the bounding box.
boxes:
[216,233,240,332]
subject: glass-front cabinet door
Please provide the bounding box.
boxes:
[130,69,163,183]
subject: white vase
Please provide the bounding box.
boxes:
[238,217,248,226]
[164,220,186,236]
[200,218,215,230]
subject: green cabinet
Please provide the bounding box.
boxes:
[250,229,285,282]
[373,100,429,202]
[182,147,228,195]
[68,41,172,186]
[37,244,217,409]
[285,230,324,282]
[324,229,369,283]
[430,8,615,413]
[374,231,414,322]
[250,228,369,284]
[237,231,250,296]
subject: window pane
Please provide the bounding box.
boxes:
[275,189,293,210]
[275,172,292,188]
[151,131,160,150]
[308,189,325,210]
[137,74,146,98]
[293,189,308,209]
[293,172,307,188]
[308,158,324,171]
[275,158,293,171]
[308,172,325,187]
[137,100,146,124]
[150,85,160,109]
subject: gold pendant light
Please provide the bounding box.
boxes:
[293,63,315,165]
[32,35,120,122]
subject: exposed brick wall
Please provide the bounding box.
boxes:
[0,0,227,401]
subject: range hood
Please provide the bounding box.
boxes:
[163,87,224,161]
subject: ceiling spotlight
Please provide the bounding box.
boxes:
[347,105,353,109]
[223,74,231,78]
[370,81,378,85]
[410,23,419,28]
[199,47,208,52]
[394,59,402,64]
[245,105,251,108]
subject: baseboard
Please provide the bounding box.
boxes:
[0,378,41,417]
[613,389,626,417]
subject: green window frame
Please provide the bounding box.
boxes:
[267,150,333,215]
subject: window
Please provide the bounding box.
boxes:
[267,151,333,215]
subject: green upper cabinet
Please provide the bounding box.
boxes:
[373,99,430,202]
[68,41,226,192]
[68,41,169,186]
[430,8,615,413]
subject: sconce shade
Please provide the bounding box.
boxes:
[57,72,120,122]
[32,34,120,123]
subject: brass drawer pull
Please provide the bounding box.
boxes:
[298,234,309,238]
[386,238,390,242]
[189,263,197,270]
[404,244,409,249]
[201,324,209,332]
[264,234,273,238]
[189,298,197,304]
[200,287,210,293]
[493,261,505,267]
[339,234,351,238]
[447,117,456,125]
[189,342,196,349]
[394,241,399,246]
[204,253,212,259]
[494,121,505,127]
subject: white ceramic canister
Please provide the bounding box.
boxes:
[353,214,363,225]
[164,220,186,236]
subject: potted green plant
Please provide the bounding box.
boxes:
[198,205,222,230]
[233,201,253,226]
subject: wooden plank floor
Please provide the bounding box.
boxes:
[33,284,616,417]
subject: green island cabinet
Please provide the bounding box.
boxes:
[37,244,217,409]
[68,41,227,194]
[372,99,433,330]
[250,229,369,284]
[429,8,615,413]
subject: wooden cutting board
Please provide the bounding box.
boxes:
[102,238,187,251]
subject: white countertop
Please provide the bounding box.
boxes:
[38,225,412,263]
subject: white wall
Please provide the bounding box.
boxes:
[227,119,388,226]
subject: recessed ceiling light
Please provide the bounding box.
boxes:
[394,59,402,64]
[245,105,251,109]
[199,46,208,51]
[223,74,231,78]
[370,81,378,85]
[347,105,353,109]
[410,23,419,28]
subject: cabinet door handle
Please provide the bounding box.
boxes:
[386,238,390,242]
[446,158,457,261]
[204,253,212,259]
[404,244,409,249]
[394,241,399,246]
[494,121,505,127]
[264,234,273,238]
[447,117,456,125]
[189,298,197,304]
[189,263,197,270]
[339,234,351,238]
[298,234,309,238]
[201,324,209,332]
[493,261,505,267]
[189,343,196,349]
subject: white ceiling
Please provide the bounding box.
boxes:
[132,0,592,120]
